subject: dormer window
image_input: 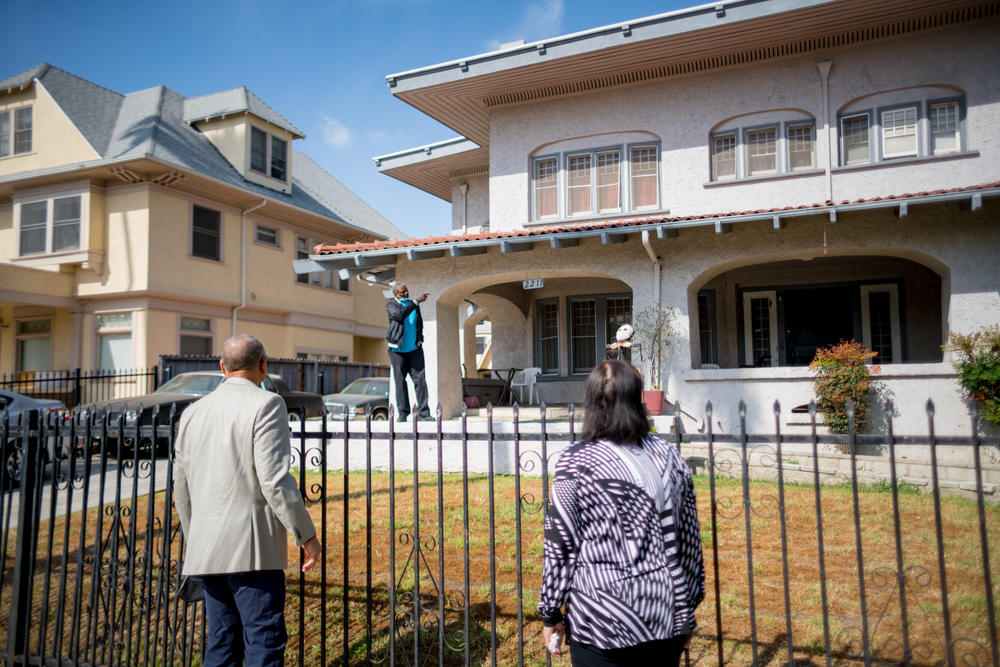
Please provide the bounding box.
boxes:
[0,106,32,157]
[250,126,288,182]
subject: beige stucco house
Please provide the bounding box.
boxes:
[304,0,1000,434]
[0,64,403,378]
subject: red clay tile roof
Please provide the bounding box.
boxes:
[312,181,1000,256]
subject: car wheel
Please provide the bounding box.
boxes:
[2,445,20,489]
[372,410,388,421]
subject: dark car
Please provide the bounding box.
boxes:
[0,390,67,486]
[77,371,324,456]
[323,377,390,421]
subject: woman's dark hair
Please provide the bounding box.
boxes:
[581,360,649,444]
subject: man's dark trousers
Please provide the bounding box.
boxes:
[202,570,287,667]
[389,347,430,419]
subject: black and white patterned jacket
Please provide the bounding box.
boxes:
[538,434,705,649]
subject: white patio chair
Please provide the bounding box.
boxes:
[510,367,542,405]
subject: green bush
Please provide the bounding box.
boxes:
[946,325,1000,427]
[809,340,879,434]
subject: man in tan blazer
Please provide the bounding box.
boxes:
[174,334,321,667]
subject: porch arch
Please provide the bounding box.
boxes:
[686,250,949,369]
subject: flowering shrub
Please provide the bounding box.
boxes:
[946,325,1000,427]
[809,340,880,434]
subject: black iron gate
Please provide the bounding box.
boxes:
[1,402,998,665]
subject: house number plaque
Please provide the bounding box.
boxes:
[522,279,544,290]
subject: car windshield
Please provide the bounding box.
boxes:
[340,379,388,397]
[155,374,223,396]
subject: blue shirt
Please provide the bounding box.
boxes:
[397,298,419,353]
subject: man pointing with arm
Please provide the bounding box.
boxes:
[386,283,432,421]
[173,334,321,667]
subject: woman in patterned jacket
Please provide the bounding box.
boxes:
[539,360,704,666]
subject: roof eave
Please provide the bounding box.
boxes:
[304,185,1000,272]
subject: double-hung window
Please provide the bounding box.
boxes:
[0,106,32,157]
[630,146,658,210]
[18,195,82,256]
[596,150,621,213]
[841,113,871,165]
[570,299,597,373]
[533,157,558,219]
[881,106,918,159]
[537,300,559,374]
[711,133,737,181]
[192,205,221,261]
[250,126,288,181]
[296,236,348,291]
[746,127,778,176]
[929,100,961,155]
[16,319,51,372]
[788,123,815,171]
[567,154,592,216]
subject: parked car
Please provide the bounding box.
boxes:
[76,371,324,457]
[323,377,390,420]
[0,390,67,487]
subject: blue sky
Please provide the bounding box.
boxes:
[2,0,692,239]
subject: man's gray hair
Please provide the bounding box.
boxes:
[221,335,266,372]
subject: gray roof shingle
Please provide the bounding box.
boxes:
[183,86,305,138]
[1,64,405,240]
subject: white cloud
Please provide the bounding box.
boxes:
[487,0,565,51]
[322,115,353,148]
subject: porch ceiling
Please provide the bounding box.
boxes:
[299,181,1000,283]
[385,0,997,147]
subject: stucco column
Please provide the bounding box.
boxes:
[427,299,462,418]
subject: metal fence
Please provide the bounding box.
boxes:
[159,355,388,395]
[1,400,997,666]
[0,368,158,409]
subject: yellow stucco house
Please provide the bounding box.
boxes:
[0,64,403,377]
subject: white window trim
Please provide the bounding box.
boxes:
[12,185,94,266]
[249,125,289,183]
[860,284,901,365]
[254,223,281,248]
[742,290,778,368]
[879,103,919,160]
[0,105,33,158]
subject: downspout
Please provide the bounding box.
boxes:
[641,230,661,308]
[232,199,268,337]
[817,61,834,204]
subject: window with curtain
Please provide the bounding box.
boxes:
[881,107,917,158]
[567,154,592,216]
[630,146,658,210]
[596,150,621,213]
[533,157,558,219]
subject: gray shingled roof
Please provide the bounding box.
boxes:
[1,64,405,240]
[183,87,305,138]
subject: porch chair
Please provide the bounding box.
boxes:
[510,367,542,405]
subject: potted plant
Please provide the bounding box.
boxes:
[632,304,678,416]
